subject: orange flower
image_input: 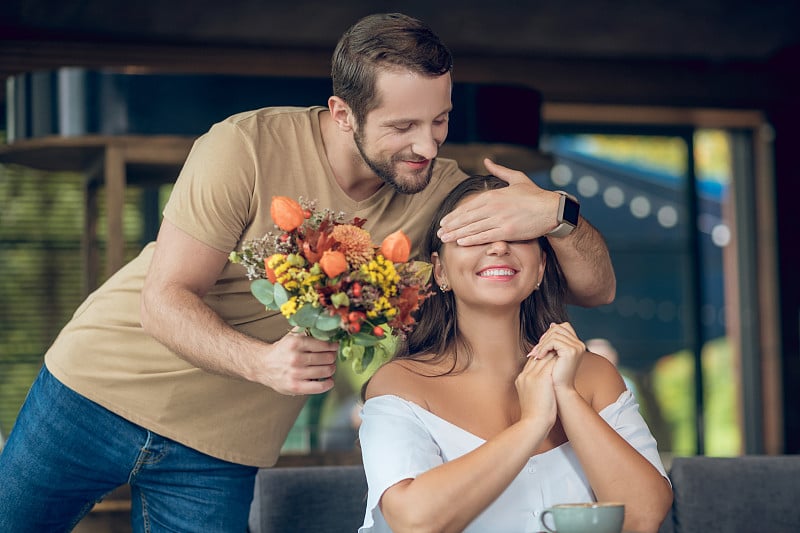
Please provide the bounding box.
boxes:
[264,259,277,283]
[331,224,375,266]
[380,230,411,263]
[270,196,305,232]
[320,250,348,278]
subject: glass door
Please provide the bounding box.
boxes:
[535,126,746,457]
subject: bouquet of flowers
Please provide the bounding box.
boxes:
[230,196,432,373]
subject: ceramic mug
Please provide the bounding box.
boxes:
[541,502,625,533]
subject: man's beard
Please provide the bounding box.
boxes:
[354,129,436,195]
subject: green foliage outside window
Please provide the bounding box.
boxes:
[0,163,145,435]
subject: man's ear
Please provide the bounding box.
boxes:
[328,96,355,132]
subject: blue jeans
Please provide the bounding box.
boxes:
[0,365,257,532]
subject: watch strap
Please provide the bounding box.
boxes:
[548,221,576,238]
[547,191,580,238]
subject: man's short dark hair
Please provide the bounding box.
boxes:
[331,13,453,125]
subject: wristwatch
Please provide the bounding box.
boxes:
[547,191,580,238]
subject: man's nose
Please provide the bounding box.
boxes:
[411,127,439,160]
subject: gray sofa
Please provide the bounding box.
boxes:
[249,455,800,533]
[662,455,800,533]
[249,465,367,533]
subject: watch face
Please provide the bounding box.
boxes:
[562,196,580,225]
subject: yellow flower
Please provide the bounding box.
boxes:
[269,253,308,291]
[367,295,398,319]
[361,255,400,296]
[267,254,287,271]
[280,297,298,318]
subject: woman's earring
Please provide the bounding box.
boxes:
[536,281,541,290]
[439,282,449,292]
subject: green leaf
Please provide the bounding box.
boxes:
[408,260,433,285]
[273,283,289,307]
[352,331,381,346]
[251,279,277,308]
[374,333,398,362]
[292,304,321,328]
[339,341,365,364]
[309,326,335,341]
[338,342,349,362]
[315,310,342,332]
[357,346,375,374]
[330,292,350,308]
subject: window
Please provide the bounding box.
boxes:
[0,164,159,434]
[537,104,779,456]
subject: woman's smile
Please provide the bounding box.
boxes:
[476,266,518,280]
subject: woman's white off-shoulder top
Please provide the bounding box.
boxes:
[358,390,667,533]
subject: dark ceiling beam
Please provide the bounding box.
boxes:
[0,38,775,111]
[2,0,799,61]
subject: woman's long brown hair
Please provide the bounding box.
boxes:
[394,174,569,375]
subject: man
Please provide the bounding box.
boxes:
[0,13,614,532]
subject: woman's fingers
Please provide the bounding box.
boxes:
[530,322,585,357]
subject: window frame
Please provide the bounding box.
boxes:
[541,103,782,454]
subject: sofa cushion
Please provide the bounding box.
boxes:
[669,455,800,533]
[248,465,367,533]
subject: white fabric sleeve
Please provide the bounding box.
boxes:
[600,390,669,480]
[358,395,444,531]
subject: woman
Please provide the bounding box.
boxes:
[358,175,672,533]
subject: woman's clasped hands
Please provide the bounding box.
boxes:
[517,322,586,423]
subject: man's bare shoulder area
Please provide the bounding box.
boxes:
[364,359,434,408]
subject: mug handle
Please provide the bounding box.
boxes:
[540,509,557,532]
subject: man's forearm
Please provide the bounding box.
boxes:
[140,284,263,381]
[549,217,616,307]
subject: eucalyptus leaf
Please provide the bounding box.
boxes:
[251,279,277,309]
[309,326,334,341]
[273,283,289,307]
[315,311,342,332]
[292,304,321,328]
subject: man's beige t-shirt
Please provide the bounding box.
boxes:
[45,106,466,467]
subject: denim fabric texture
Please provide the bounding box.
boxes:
[0,365,257,532]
